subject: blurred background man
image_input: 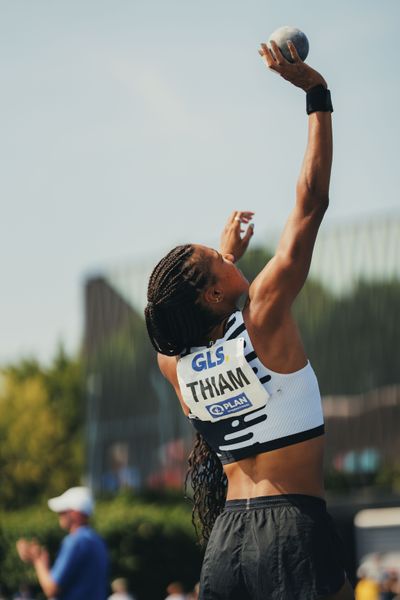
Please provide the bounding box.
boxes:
[16,486,108,600]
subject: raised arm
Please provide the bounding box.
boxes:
[250,41,333,316]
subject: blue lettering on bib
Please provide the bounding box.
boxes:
[192,346,225,372]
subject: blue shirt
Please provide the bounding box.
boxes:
[50,526,108,600]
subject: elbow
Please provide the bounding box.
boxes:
[297,188,330,217]
[314,194,329,215]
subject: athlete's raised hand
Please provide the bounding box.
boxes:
[258,40,327,91]
[219,210,254,262]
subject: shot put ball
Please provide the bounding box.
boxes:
[268,26,309,62]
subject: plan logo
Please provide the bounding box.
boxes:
[206,392,252,418]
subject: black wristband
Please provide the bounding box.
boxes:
[306,84,333,115]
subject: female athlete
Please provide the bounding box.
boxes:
[145,40,354,600]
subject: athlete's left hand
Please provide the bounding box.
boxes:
[219,211,254,262]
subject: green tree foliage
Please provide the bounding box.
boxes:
[0,348,84,509]
[305,280,400,394]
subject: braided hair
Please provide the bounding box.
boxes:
[145,244,228,543]
[145,244,221,355]
[185,433,227,545]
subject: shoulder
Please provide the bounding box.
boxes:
[59,532,75,550]
[86,527,107,547]
[157,353,176,377]
[74,527,105,550]
[158,354,180,391]
[157,353,189,416]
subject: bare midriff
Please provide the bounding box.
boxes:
[223,435,325,500]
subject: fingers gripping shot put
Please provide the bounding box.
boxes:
[268,25,309,62]
[145,34,354,600]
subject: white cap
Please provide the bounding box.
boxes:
[48,487,94,516]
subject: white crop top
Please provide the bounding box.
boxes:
[179,310,324,465]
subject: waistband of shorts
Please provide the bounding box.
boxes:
[224,494,327,511]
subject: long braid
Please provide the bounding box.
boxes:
[185,433,227,546]
[145,244,228,542]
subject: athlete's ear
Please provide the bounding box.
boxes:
[202,286,224,306]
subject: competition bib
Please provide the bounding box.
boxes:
[177,338,269,422]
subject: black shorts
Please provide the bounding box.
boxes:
[199,494,347,600]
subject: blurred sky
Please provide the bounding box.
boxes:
[1,0,399,364]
